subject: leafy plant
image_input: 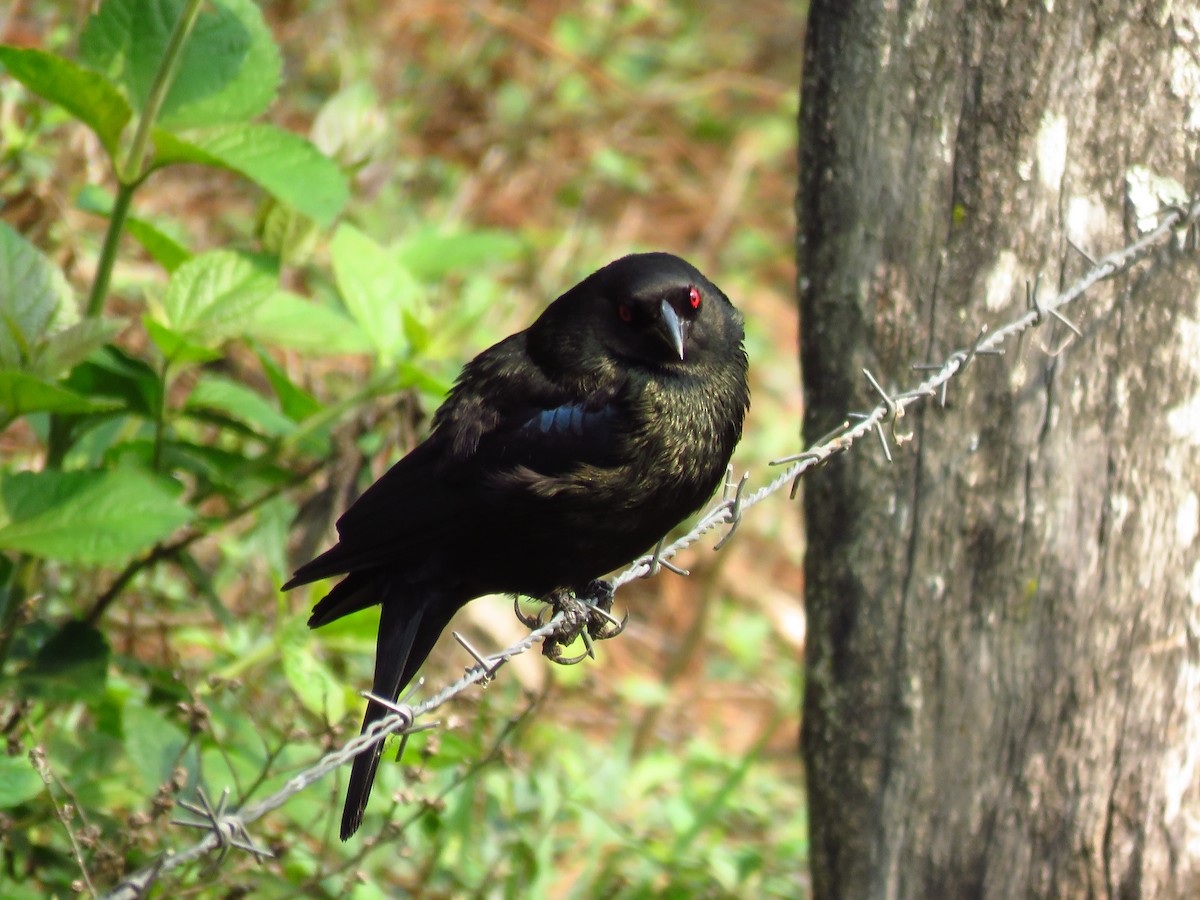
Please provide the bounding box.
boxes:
[1,0,803,895]
[0,0,533,892]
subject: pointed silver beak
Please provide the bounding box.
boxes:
[659,299,687,360]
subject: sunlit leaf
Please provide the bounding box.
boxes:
[245,290,372,355]
[0,756,43,809]
[0,468,192,564]
[32,317,123,377]
[157,250,276,345]
[0,371,121,419]
[253,344,321,421]
[0,222,76,370]
[279,618,345,722]
[331,223,420,362]
[185,373,296,438]
[259,202,319,266]
[121,702,189,794]
[153,125,348,227]
[396,227,527,281]
[0,46,131,158]
[80,0,280,129]
[144,317,223,364]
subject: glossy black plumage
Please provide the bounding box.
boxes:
[283,252,749,839]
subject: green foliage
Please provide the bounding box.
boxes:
[0,468,191,562]
[0,222,96,372]
[0,0,803,895]
[0,755,43,808]
[0,47,131,158]
[80,0,282,130]
[153,126,347,226]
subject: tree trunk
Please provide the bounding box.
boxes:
[797,2,1200,897]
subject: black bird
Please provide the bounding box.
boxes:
[283,252,749,839]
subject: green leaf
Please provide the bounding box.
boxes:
[253,344,321,421]
[125,217,191,271]
[111,438,291,499]
[0,46,131,159]
[245,290,372,355]
[157,249,276,344]
[62,345,161,419]
[16,621,110,702]
[0,756,43,809]
[259,202,319,266]
[0,221,76,370]
[278,617,345,722]
[0,371,121,419]
[80,0,281,129]
[77,186,190,271]
[143,317,222,364]
[121,701,188,794]
[153,125,348,227]
[396,227,527,281]
[0,468,192,564]
[32,317,124,377]
[185,373,295,438]
[331,223,420,362]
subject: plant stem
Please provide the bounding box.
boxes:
[120,0,204,183]
[83,181,135,319]
[23,0,209,668]
[85,0,204,319]
[151,358,170,472]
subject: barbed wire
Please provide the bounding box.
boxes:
[102,198,1198,898]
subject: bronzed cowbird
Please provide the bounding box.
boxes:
[284,252,749,838]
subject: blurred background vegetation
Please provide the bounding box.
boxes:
[1,0,807,895]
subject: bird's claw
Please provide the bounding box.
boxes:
[543,642,592,666]
[576,579,626,642]
[514,596,544,629]
[585,585,628,641]
[538,580,625,665]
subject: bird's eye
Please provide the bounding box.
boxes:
[688,286,701,310]
[618,303,633,323]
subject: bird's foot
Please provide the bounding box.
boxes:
[578,579,627,641]
[513,596,545,629]
[538,580,626,665]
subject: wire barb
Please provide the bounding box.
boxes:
[642,536,690,578]
[714,471,750,550]
[170,787,272,866]
[1025,273,1045,324]
[452,631,504,682]
[1066,236,1098,266]
[767,420,851,499]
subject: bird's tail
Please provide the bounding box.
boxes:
[339,583,459,840]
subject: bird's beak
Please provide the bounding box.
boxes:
[658,299,687,360]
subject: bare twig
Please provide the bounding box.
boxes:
[31,746,98,898]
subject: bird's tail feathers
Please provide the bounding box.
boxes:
[306,571,381,629]
[339,585,459,840]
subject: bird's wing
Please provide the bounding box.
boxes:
[282,437,466,586]
[285,335,627,585]
[468,396,626,476]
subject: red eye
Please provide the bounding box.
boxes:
[618,304,633,323]
[688,286,701,309]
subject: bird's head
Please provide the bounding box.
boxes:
[533,253,744,372]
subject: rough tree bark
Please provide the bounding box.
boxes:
[798,2,1200,897]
